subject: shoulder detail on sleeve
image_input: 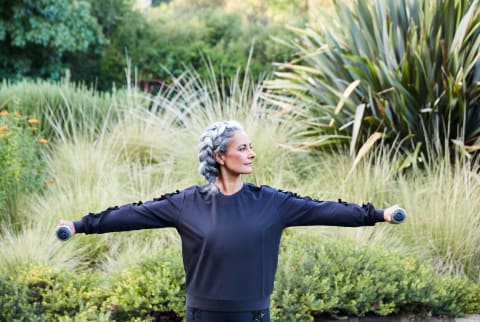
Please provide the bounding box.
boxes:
[86,189,185,217]
[152,189,182,201]
[89,206,118,217]
[278,188,324,202]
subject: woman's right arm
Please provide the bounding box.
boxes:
[57,190,184,235]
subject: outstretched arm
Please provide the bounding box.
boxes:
[55,191,184,236]
[278,190,405,227]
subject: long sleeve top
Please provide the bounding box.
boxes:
[73,182,385,312]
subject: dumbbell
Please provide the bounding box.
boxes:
[56,225,72,241]
[390,208,407,224]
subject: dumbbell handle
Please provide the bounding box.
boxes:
[56,225,72,241]
[390,208,407,224]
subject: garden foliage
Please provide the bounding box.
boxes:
[0,79,122,140]
[80,5,297,91]
[0,0,105,80]
[0,0,298,91]
[1,0,480,314]
[0,70,479,320]
[272,233,480,321]
[1,234,479,321]
[0,110,48,230]
[265,0,480,162]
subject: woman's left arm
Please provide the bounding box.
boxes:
[277,190,399,227]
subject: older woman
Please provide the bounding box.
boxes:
[58,120,402,322]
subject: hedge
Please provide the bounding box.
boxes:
[1,234,479,321]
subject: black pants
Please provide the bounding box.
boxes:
[186,307,270,322]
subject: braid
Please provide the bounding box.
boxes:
[198,121,243,194]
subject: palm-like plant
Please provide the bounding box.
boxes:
[264,0,480,164]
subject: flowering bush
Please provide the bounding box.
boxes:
[0,110,49,229]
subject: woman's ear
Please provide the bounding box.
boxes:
[214,153,225,165]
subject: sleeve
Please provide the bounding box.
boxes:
[73,190,184,234]
[277,190,385,228]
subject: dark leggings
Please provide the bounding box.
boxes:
[186,307,270,322]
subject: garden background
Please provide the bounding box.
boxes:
[1,0,480,321]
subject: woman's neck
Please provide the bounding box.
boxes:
[215,177,243,195]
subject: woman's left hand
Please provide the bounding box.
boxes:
[383,205,401,223]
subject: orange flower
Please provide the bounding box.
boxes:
[43,177,56,185]
[0,111,9,116]
[28,118,39,124]
[15,112,22,118]
[0,133,6,138]
[0,125,7,131]
[38,138,48,144]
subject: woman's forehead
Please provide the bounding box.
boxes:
[229,130,251,145]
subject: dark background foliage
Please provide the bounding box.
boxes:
[1,0,300,91]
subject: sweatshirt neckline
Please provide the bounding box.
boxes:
[217,182,245,198]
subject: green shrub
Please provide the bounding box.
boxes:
[0,271,35,321]
[1,264,110,321]
[105,247,185,321]
[2,236,479,321]
[0,248,184,321]
[271,232,480,321]
[0,110,48,230]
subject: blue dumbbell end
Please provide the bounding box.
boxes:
[391,208,407,224]
[56,225,72,241]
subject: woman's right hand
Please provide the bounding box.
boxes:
[57,220,76,235]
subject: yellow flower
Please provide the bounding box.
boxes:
[28,118,39,124]
[0,125,8,131]
[0,133,6,138]
[0,110,9,116]
[38,138,48,144]
[15,112,22,118]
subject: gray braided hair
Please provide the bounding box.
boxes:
[198,121,244,194]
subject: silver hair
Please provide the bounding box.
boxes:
[198,120,244,194]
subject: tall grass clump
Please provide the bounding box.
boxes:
[2,65,479,284]
[400,157,480,281]
[0,77,126,141]
[0,65,308,273]
[292,143,410,251]
[264,0,480,163]
[298,143,480,282]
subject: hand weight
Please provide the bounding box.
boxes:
[391,208,407,224]
[56,225,72,241]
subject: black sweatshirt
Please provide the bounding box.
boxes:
[73,183,385,312]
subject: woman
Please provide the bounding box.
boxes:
[58,120,402,322]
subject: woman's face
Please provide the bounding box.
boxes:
[217,130,255,175]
